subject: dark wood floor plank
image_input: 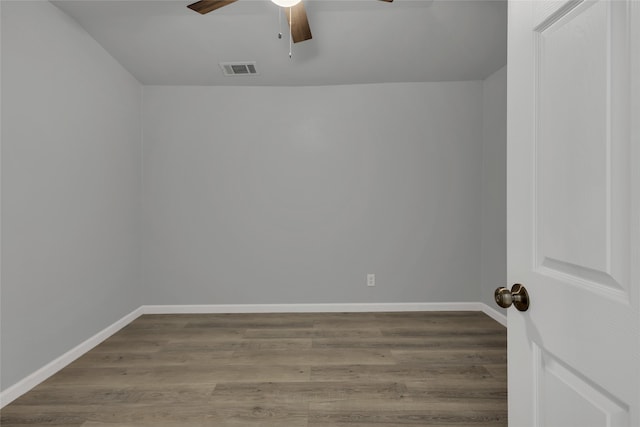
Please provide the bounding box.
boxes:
[380,326,504,337]
[310,396,507,412]
[162,337,313,352]
[10,384,216,406]
[227,348,395,366]
[116,326,246,340]
[80,422,203,427]
[184,313,316,329]
[312,335,507,350]
[244,327,383,339]
[404,381,507,401]
[41,364,309,387]
[390,348,507,364]
[1,311,506,427]
[2,404,211,425]
[211,381,407,403]
[308,409,507,426]
[482,363,508,380]
[71,349,235,368]
[310,363,494,382]
[89,336,168,354]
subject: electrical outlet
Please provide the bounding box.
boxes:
[367,274,375,287]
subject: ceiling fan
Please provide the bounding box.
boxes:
[186,0,394,44]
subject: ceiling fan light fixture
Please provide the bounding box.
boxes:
[271,0,301,7]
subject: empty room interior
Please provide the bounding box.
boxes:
[1,0,511,425]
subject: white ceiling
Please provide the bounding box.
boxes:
[52,0,507,86]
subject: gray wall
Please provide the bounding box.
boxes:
[1,2,142,390]
[480,66,507,311]
[142,83,484,304]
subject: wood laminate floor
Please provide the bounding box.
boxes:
[1,311,507,426]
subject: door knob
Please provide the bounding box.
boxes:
[494,284,530,311]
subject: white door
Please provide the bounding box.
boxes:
[507,0,639,426]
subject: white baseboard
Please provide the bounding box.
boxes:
[142,302,483,314]
[1,301,504,408]
[480,303,507,327]
[0,306,144,408]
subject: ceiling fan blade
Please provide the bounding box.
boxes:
[379,0,394,2]
[187,0,238,14]
[285,2,312,43]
